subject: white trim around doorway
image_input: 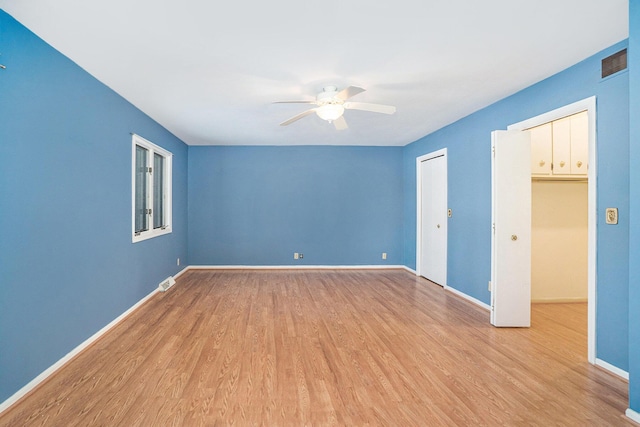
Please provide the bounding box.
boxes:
[507,96,597,364]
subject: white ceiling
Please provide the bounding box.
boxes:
[0,1,628,146]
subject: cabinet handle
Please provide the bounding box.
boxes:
[559,161,566,167]
[539,160,545,167]
[577,161,583,168]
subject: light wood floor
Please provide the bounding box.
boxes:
[0,269,632,426]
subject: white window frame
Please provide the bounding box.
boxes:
[131,134,172,243]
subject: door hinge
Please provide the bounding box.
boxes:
[492,222,495,234]
[146,208,152,215]
[492,146,495,157]
[148,167,153,174]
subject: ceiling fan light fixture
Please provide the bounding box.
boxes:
[276,86,395,129]
[316,104,344,122]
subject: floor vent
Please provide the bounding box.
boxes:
[602,48,627,78]
[158,276,176,292]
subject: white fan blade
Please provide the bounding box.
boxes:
[280,108,317,126]
[273,100,317,104]
[333,115,348,130]
[344,102,396,115]
[336,86,365,100]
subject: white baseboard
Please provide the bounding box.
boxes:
[402,266,417,275]
[187,264,407,270]
[595,358,629,380]
[393,269,491,311]
[626,408,640,424]
[0,287,160,415]
[173,266,190,279]
[445,285,492,311]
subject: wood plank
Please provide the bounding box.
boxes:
[0,269,632,425]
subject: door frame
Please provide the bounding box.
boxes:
[416,148,448,286]
[507,96,596,363]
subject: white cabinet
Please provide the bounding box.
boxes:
[552,116,572,175]
[570,112,588,175]
[530,123,552,175]
[530,111,588,178]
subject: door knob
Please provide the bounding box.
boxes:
[577,161,583,168]
[539,160,545,167]
[511,235,518,241]
[437,224,441,228]
[559,161,566,167]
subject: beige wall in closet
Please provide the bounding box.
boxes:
[531,180,588,302]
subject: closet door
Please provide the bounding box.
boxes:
[491,130,531,327]
[419,154,447,286]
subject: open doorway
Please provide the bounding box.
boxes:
[507,97,596,363]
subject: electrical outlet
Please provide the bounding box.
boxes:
[177,258,180,266]
[382,252,387,260]
[294,253,299,260]
[299,253,303,259]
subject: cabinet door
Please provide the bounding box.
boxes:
[570,111,588,175]
[530,123,552,175]
[552,116,571,175]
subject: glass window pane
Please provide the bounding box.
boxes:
[153,153,164,229]
[132,134,173,242]
[134,145,149,233]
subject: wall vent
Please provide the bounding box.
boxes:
[158,276,176,292]
[602,49,627,78]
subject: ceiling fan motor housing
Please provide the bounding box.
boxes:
[317,86,341,104]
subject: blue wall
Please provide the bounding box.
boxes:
[403,41,630,371]
[0,11,188,402]
[628,0,640,414]
[188,145,403,266]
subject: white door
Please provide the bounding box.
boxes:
[491,130,531,327]
[419,152,447,286]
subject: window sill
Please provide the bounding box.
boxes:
[132,227,172,243]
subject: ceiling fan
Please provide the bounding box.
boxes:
[274,85,396,130]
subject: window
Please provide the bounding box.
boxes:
[132,134,172,242]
